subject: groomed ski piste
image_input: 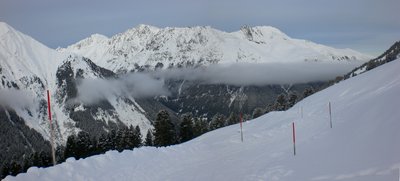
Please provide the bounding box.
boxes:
[6,59,400,181]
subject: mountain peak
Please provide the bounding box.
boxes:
[125,24,160,34]
[90,33,108,40]
[135,24,159,30]
[238,25,289,41]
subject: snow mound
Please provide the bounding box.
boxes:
[6,58,400,180]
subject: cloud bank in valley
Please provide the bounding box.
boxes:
[0,89,35,110]
[157,62,360,86]
[76,73,170,105]
[76,62,362,104]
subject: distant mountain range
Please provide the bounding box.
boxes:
[60,24,370,73]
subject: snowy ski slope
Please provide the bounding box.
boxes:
[5,57,400,180]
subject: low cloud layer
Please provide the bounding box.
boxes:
[76,62,361,104]
[76,73,169,105]
[0,89,35,110]
[157,62,361,86]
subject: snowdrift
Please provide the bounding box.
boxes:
[6,59,400,181]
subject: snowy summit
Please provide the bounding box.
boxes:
[61,24,372,73]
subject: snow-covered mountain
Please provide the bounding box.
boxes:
[7,57,400,181]
[0,21,381,174]
[61,25,371,73]
[0,22,154,150]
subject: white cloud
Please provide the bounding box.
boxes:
[0,89,35,110]
[75,62,360,104]
[75,73,169,105]
[157,62,361,85]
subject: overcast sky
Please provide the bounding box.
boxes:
[1,0,399,56]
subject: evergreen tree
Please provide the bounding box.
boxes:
[179,114,194,143]
[9,161,21,176]
[302,87,314,98]
[115,128,125,152]
[287,93,298,108]
[264,104,274,114]
[133,126,142,148]
[252,108,264,119]
[89,136,98,155]
[64,135,77,159]
[209,113,226,130]
[366,61,378,71]
[107,129,117,150]
[75,131,91,158]
[22,155,31,172]
[275,94,287,111]
[226,112,240,126]
[125,125,142,149]
[97,133,108,154]
[125,126,135,149]
[144,130,153,146]
[193,118,209,137]
[1,162,10,179]
[153,110,176,147]
[56,146,66,163]
[243,114,251,121]
[39,151,51,167]
[31,152,40,167]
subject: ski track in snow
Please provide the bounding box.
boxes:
[5,59,400,181]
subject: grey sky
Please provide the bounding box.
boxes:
[1,0,399,56]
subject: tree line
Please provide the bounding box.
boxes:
[252,87,315,119]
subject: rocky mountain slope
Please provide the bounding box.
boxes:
[0,22,157,163]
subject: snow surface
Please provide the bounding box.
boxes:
[6,58,400,180]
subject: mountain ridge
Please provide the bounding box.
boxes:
[60,24,372,73]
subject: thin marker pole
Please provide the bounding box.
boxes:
[292,122,296,156]
[240,113,243,142]
[47,90,56,166]
[329,102,332,128]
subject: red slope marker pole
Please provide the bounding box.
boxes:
[292,122,296,156]
[47,90,52,122]
[47,90,56,166]
[329,102,332,128]
[240,113,243,142]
